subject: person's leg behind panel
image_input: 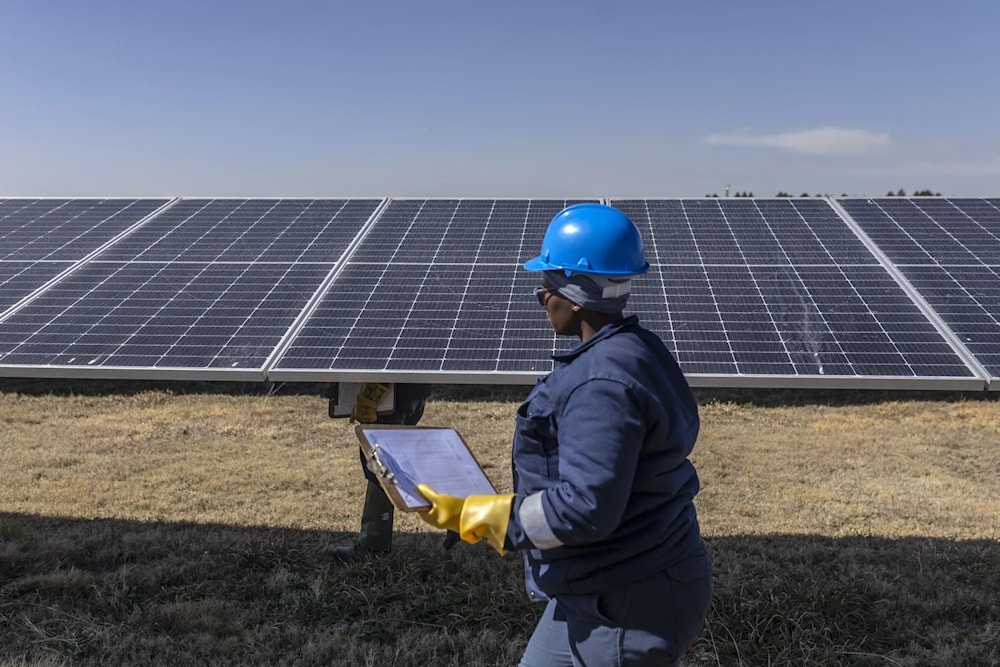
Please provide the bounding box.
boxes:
[356,479,394,552]
[332,471,395,562]
[333,384,432,562]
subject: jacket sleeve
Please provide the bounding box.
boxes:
[514,378,647,549]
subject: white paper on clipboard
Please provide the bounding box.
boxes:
[330,382,395,418]
[356,426,496,510]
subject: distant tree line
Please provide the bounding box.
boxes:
[703,189,943,198]
[885,189,941,196]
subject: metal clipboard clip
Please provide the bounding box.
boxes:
[366,442,396,484]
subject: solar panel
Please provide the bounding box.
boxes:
[0,198,170,315]
[269,199,595,382]
[0,199,382,379]
[837,197,1000,389]
[612,199,979,388]
[268,198,982,389]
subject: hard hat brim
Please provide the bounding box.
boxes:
[522,256,650,276]
[522,257,552,272]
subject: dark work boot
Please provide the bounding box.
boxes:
[333,481,394,562]
[331,542,388,562]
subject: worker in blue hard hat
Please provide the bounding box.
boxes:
[417,203,712,666]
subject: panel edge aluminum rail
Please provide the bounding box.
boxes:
[0,363,266,382]
[262,367,985,391]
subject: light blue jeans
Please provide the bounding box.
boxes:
[519,570,711,667]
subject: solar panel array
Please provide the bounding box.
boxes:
[0,196,997,390]
[837,198,1000,388]
[0,199,381,378]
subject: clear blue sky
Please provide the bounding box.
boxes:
[3,0,998,198]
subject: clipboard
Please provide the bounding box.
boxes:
[355,425,497,511]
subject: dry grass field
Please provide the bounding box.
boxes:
[2,379,999,666]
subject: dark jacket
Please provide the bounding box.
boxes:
[506,316,710,598]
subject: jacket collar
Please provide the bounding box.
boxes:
[552,315,639,362]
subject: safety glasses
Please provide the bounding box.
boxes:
[534,287,557,307]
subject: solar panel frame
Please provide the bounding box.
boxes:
[834,197,1000,390]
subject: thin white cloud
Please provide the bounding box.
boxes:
[705,126,890,157]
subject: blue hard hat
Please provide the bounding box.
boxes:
[523,203,650,276]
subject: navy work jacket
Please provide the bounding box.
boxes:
[506,316,710,599]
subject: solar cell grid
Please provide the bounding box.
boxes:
[348,198,571,265]
[271,199,592,379]
[0,198,383,378]
[0,197,172,318]
[268,197,980,387]
[0,261,76,313]
[838,198,1000,383]
[611,199,976,385]
[0,261,329,372]
[0,198,169,261]
[274,263,554,374]
[97,199,378,263]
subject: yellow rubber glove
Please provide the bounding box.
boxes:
[417,483,515,555]
[349,382,389,423]
[416,484,463,533]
